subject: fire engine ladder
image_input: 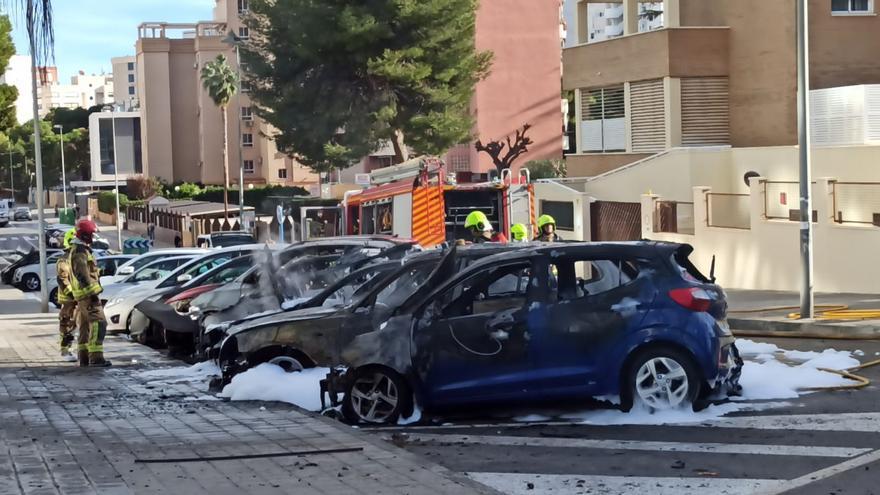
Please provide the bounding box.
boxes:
[502,168,534,234]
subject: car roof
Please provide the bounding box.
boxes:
[461,241,687,271]
[139,255,196,268]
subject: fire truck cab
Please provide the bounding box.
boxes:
[311,157,535,247]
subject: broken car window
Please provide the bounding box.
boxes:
[440,263,532,318]
[374,262,437,309]
[551,258,642,301]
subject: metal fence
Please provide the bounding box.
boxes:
[706,193,750,230]
[832,181,880,226]
[653,200,695,235]
[763,180,818,221]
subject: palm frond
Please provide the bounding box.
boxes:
[2,0,54,68]
[200,54,238,108]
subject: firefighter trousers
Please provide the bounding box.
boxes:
[58,301,77,353]
[75,296,107,356]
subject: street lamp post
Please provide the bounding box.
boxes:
[223,31,245,227]
[7,150,14,201]
[28,36,49,313]
[54,124,68,208]
[107,109,123,250]
[796,0,814,319]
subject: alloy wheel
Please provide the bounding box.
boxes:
[634,357,690,410]
[268,355,303,373]
[349,372,400,423]
[24,275,39,291]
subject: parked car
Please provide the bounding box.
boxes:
[196,231,256,248]
[45,224,111,250]
[98,255,200,304]
[216,244,528,383]
[317,242,742,424]
[13,207,31,221]
[105,244,269,338]
[17,253,133,293]
[0,200,9,227]
[103,248,208,285]
[2,248,64,285]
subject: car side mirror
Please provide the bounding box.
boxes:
[177,274,193,283]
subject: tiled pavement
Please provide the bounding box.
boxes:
[0,289,498,495]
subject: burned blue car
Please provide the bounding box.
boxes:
[324,241,742,424]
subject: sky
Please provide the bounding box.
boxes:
[6,0,215,82]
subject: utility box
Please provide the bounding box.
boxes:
[59,208,76,225]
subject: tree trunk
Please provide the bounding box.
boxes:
[391,129,409,164]
[222,107,230,219]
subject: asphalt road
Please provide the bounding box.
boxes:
[365,337,880,495]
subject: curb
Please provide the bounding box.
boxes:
[730,317,880,339]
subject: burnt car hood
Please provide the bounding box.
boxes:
[223,306,340,338]
[192,281,250,313]
[135,300,197,335]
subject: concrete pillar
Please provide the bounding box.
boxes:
[665,0,681,28]
[815,177,835,225]
[693,186,710,230]
[664,77,682,148]
[576,1,589,45]
[623,0,639,35]
[574,88,583,153]
[748,177,764,228]
[623,81,633,152]
[641,193,659,238]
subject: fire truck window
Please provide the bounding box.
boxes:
[378,204,393,234]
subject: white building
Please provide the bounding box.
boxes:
[0,55,35,124]
[38,71,114,116]
[111,56,138,110]
[88,110,142,182]
[563,1,664,46]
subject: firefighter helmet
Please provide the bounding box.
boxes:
[465,211,492,232]
[510,223,528,241]
[537,214,556,229]
[75,219,99,242]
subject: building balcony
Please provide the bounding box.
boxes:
[604,4,624,19]
[563,26,729,90]
[604,23,624,38]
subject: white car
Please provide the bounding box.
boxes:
[100,256,197,303]
[104,244,269,333]
[102,248,208,286]
[15,252,131,292]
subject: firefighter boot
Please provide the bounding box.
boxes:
[88,352,112,368]
[78,350,89,367]
[60,334,76,362]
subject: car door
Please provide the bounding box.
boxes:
[411,259,542,405]
[532,255,653,396]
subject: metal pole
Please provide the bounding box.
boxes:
[111,113,122,250]
[235,43,245,226]
[8,151,13,201]
[57,125,67,208]
[796,0,814,319]
[28,40,49,313]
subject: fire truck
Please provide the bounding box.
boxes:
[301,157,537,247]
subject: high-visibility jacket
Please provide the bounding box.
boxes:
[56,250,74,303]
[69,243,102,300]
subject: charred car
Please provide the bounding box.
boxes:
[323,242,742,424]
[216,244,528,383]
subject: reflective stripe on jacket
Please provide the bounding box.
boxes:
[69,243,102,300]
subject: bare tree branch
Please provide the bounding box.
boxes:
[475,123,532,173]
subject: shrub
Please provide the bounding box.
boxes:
[97,191,130,214]
[165,182,205,200]
[193,185,310,214]
[524,159,567,180]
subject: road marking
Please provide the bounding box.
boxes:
[398,433,870,458]
[466,472,783,495]
[759,448,880,494]
[695,412,880,433]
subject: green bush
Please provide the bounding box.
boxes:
[165,182,205,200]
[97,191,130,214]
[524,159,567,180]
[193,185,309,214]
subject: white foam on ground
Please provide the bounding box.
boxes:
[218,363,330,411]
[398,405,423,425]
[138,361,220,384]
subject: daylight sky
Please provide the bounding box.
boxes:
[6,0,214,82]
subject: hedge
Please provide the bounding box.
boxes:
[97,191,136,214]
[193,185,309,214]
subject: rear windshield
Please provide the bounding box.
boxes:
[211,235,255,247]
[671,251,710,283]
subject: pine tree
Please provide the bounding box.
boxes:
[243,0,492,173]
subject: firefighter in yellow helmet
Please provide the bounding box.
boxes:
[464,211,508,244]
[534,214,562,242]
[56,229,78,362]
[69,219,111,367]
[510,223,529,242]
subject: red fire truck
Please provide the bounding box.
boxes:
[301,157,536,247]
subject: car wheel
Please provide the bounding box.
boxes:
[23,274,40,292]
[621,346,701,412]
[267,355,305,373]
[342,367,413,425]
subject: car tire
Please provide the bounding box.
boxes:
[620,346,701,413]
[249,347,312,373]
[342,367,413,425]
[22,274,40,292]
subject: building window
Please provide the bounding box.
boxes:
[240,106,253,120]
[241,80,251,93]
[832,0,872,12]
[243,159,255,174]
[127,74,135,83]
[127,62,134,71]
[540,201,575,231]
[238,27,250,39]
[278,168,288,179]
[242,133,254,147]
[128,86,135,95]
[238,0,249,13]
[580,86,625,152]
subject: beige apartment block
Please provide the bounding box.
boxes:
[135,2,317,188]
[112,56,138,110]
[563,0,880,177]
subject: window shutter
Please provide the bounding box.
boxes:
[630,79,665,152]
[681,77,730,146]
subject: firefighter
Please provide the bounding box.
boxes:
[69,219,111,367]
[464,211,508,244]
[56,229,78,362]
[510,223,529,242]
[534,214,562,242]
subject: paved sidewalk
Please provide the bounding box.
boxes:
[0,288,496,495]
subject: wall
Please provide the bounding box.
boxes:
[474,0,563,173]
[810,0,880,90]
[533,180,592,241]
[566,152,653,177]
[137,39,175,181]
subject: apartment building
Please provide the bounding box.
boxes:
[563,0,880,176]
[135,2,318,187]
[0,55,34,124]
[111,56,138,110]
[37,70,114,116]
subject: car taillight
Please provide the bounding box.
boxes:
[669,287,713,312]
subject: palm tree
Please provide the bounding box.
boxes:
[200,54,239,218]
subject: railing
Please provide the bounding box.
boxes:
[653,200,694,235]
[705,193,750,230]
[762,180,818,222]
[832,181,880,226]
